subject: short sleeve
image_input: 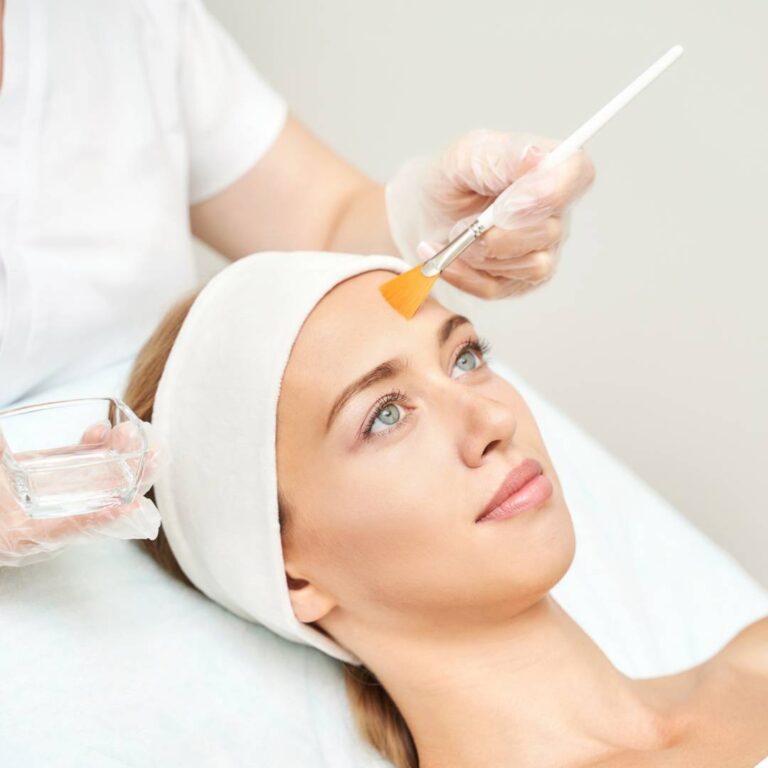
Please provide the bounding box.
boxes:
[179,0,288,205]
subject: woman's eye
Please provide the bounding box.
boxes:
[363,392,410,441]
[451,348,481,378]
[367,402,403,436]
[451,337,492,379]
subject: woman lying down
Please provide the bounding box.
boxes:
[124,250,768,768]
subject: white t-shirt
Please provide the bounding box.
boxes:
[0,0,288,407]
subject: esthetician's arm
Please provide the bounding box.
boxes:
[189,112,595,299]
[189,113,395,257]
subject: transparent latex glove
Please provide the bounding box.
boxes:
[385,129,595,299]
[0,419,162,567]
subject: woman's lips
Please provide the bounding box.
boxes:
[476,458,553,524]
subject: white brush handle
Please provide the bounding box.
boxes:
[475,44,684,230]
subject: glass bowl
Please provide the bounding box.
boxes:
[0,397,150,519]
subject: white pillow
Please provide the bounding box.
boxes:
[1,354,765,767]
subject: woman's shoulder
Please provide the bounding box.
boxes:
[588,629,768,768]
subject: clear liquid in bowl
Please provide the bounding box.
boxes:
[11,444,138,519]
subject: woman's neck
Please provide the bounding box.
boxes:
[355,596,681,768]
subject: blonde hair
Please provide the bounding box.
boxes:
[123,288,419,768]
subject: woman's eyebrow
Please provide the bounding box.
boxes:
[324,314,471,433]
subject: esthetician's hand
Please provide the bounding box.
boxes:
[385,129,595,299]
[0,420,161,567]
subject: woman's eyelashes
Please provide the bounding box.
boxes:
[450,335,492,380]
[360,336,493,442]
[361,388,410,441]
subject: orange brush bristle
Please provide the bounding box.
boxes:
[378,264,440,319]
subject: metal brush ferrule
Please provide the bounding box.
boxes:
[420,219,489,277]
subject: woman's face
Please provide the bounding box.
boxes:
[277,270,575,649]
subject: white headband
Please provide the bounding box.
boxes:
[151,251,410,665]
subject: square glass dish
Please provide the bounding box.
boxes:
[0,397,150,519]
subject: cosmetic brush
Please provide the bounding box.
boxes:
[380,44,684,319]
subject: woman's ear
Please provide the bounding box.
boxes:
[284,567,337,624]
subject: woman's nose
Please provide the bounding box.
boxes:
[458,391,517,467]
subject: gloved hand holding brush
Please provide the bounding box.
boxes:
[385,129,595,299]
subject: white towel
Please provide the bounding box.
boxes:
[151,250,410,665]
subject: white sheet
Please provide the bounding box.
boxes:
[1,353,766,767]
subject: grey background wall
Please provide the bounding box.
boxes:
[197,0,768,587]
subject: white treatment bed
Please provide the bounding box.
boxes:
[1,353,766,767]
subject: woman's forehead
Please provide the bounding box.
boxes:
[295,272,445,355]
[281,271,454,400]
